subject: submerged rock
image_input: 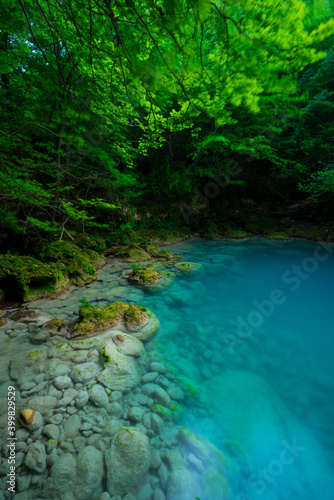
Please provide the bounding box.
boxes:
[166,467,201,500]
[174,262,203,274]
[19,409,43,430]
[89,384,109,408]
[98,351,140,392]
[77,446,104,500]
[24,442,47,473]
[106,427,150,496]
[70,362,101,384]
[111,331,145,357]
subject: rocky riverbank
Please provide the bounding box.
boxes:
[0,250,243,500]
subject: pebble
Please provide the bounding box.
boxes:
[42,424,59,441]
[48,413,63,425]
[75,390,89,408]
[128,407,144,423]
[150,362,167,374]
[63,414,81,439]
[142,372,159,383]
[150,449,161,470]
[54,376,72,389]
[167,387,184,401]
[109,402,123,417]
[151,414,163,434]
[89,384,109,408]
[153,387,171,408]
[46,448,57,466]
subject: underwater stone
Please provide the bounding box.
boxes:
[203,466,232,500]
[153,387,171,408]
[70,362,101,384]
[45,453,77,496]
[142,372,159,383]
[150,413,163,434]
[167,387,184,401]
[42,424,59,441]
[153,488,166,500]
[24,442,47,473]
[19,409,43,430]
[23,396,57,416]
[77,445,104,500]
[75,390,89,408]
[46,360,71,379]
[64,414,81,439]
[128,406,144,423]
[98,352,139,392]
[166,467,201,500]
[89,384,109,408]
[54,376,72,389]
[150,362,167,374]
[106,427,150,496]
[111,331,145,357]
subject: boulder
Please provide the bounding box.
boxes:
[106,427,150,496]
[166,467,201,500]
[45,453,77,496]
[77,446,104,500]
[98,351,140,392]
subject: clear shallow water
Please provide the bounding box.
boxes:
[0,238,333,500]
[134,239,334,500]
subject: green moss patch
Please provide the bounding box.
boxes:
[268,232,290,240]
[40,240,98,286]
[127,267,162,284]
[0,253,69,302]
[71,301,147,338]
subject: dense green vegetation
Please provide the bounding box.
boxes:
[1,0,334,257]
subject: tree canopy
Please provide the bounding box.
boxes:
[1,0,334,249]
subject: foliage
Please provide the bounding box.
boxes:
[1,0,334,250]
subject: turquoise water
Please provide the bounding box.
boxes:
[133,239,334,500]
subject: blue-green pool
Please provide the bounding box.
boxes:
[135,238,334,500]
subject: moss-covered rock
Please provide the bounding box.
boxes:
[174,262,202,274]
[0,318,7,327]
[145,244,177,261]
[0,254,69,302]
[126,267,162,284]
[268,231,290,240]
[226,230,250,239]
[71,301,147,338]
[69,232,107,253]
[31,318,69,344]
[175,375,200,398]
[40,240,100,286]
[150,403,172,421]
[106,427,150,496]
[203,467,233,500]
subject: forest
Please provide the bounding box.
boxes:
[1,0,334,300]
